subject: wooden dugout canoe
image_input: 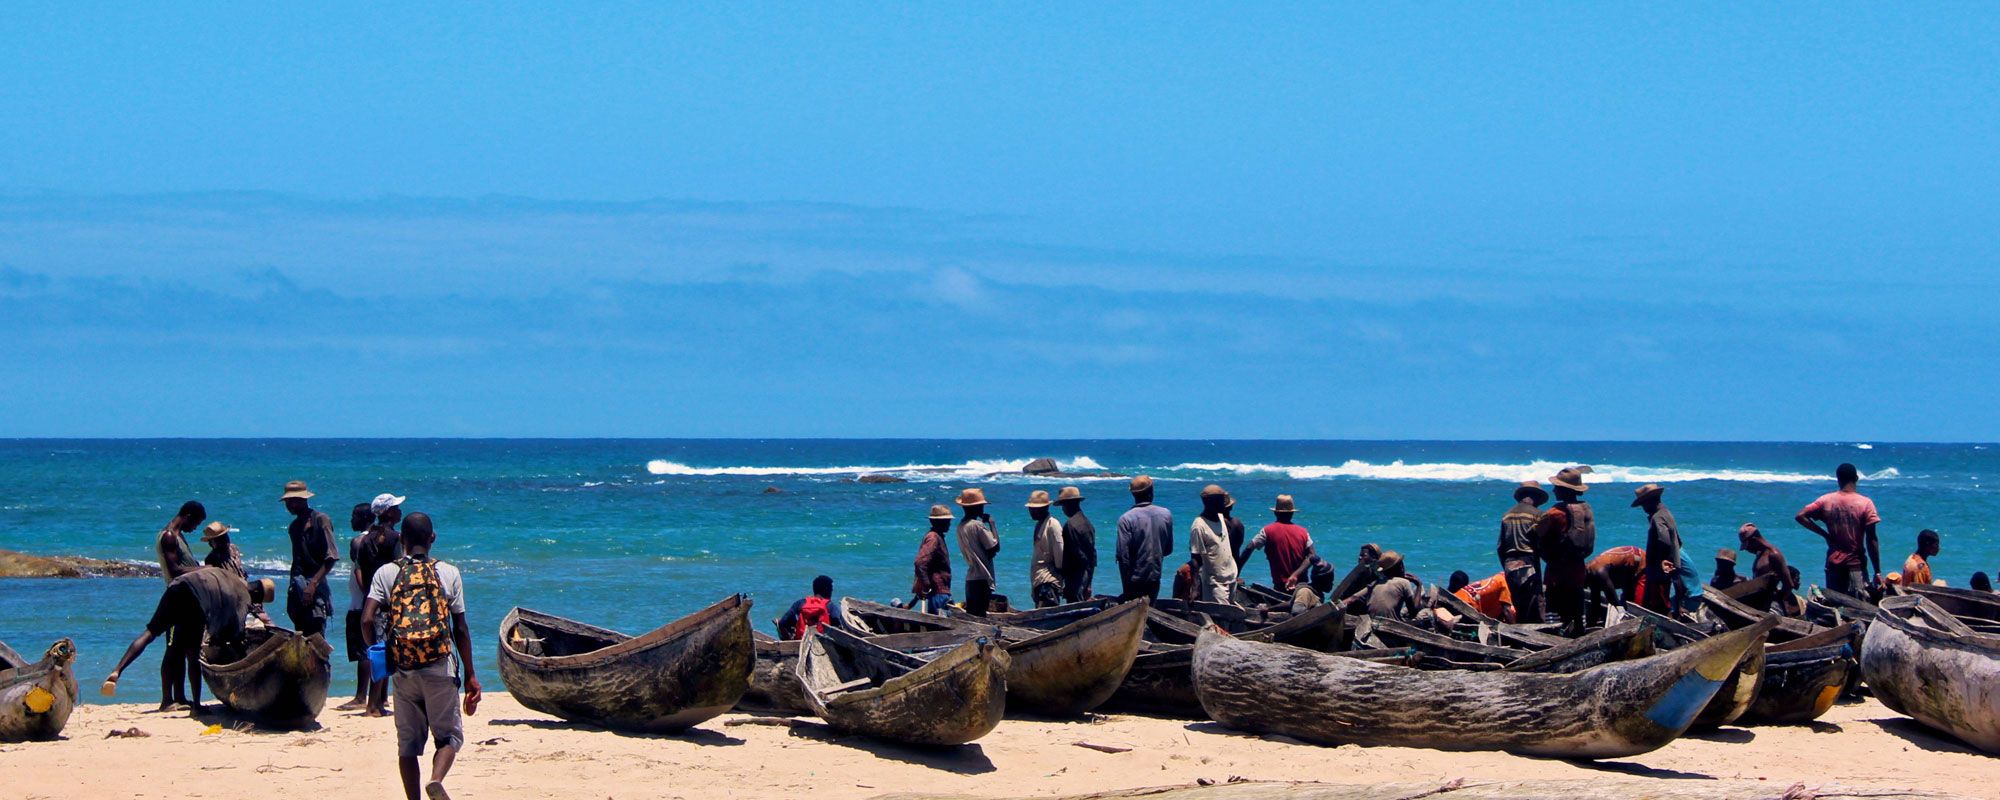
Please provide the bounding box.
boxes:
[1742,622,1861,725]
[200,626,332,729]
[796,625,1008,745]
[1899,584,2000,627]
[1861,595,2000,753]
[739,631,812,715]
[1701,585,1820,642]
[1620,602,1764,730]
[0,638,78,742]
[498,595,752,732]
[865,600,1151,717]
[1502,619,1655,674]
[1193,617,1776,758]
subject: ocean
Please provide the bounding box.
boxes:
[1,439,1992,704]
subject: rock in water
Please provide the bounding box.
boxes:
[1022,458,1060,475]
[762,486,784,494]
[0,549,161,578]
[857,474,907,484]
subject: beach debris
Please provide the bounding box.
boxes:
[477,736,508,746]
[200,723,223,736]
[1072,740,1131,754]
[724,716,806,728]
[104,727,151,739]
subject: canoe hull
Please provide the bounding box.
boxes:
[498,596,753,733]
[1104,646,1200,717]
[740,633,812,715]
[800,628,1009,746]
[1743,644,1853,725]
[0,639,78,742]
[201,628,332,729]
[1194,620,1773,759]
[1861,598,2000,753]
[1002,600,1149,716]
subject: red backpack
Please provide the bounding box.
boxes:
[791,596,831,639]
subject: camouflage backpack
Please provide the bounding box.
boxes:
[386,556,452,671]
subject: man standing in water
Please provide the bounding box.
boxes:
[156,500,206,583]
[1115,476,1172,601]
[1026,490,1065,608]
[1055,487,1096,602]
[363,512,481,800]
[282,480,340,637]
[1497,481,1547,623]
[1796,463,1883,598]
[1532,466,1595,636]
[954,488,1000,616]
[1633,484,1682,613]
[1188,485,1238,604]
[911,504,954,613]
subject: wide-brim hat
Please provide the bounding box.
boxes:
[1715,548,1738,564]
[954,488,989,507]
[1055,486,1084,503]
[1376,550,1404,573]
[928,504,953,520]
[1128,475,1154,494]
[1224,493,1236,509]
[280,480,314,500]
[1271,494,1298,514]
[251,578,277,604]
[1549,466,1592,493]
[1513,481,1549,504]
[1200,484,1227,499]
[201,521,235,542]
[1025,490,1052,508]
[1631,484,1665,507]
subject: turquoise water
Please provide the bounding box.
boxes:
[0,439,1992,703]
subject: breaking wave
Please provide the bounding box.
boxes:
[643,456,1107,479]
[1163,460,1898,484]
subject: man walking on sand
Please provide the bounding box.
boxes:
[1796,463,1883,599]
[282,480,339,637]
[955,488,1000,616]
[363,512,481,800]
[1115,476,1172,601]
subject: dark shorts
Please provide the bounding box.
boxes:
[964,579,994,616]
[146,581,204,651]
[344,609,367,662]
[287,574,332,634]
[1826,565,1867,597]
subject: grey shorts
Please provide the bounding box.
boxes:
[392,662,463,757]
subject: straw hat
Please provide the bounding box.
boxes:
[1513,481,1549,504]
[1376,550,1405,574]
[200,521,235,543]
[1715,548,1738,564]
[954,488,989,507]
[928,504,953,520]
[251,578,277,604]
[1055,486,1084,503]
[1128,475,1154,494]
[1025,490,1052,508]
[1549,466,1592,493]
[1631,484,1665,507]
[280,480,314,500]
[1224,493,1236,509]
[1199,484,1227,499]
[1271,494,1298,514]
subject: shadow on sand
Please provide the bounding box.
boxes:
[1566,760,1714,780]
[782,720,997,774]
[1867,717,1983,756]
[190,704,323,734]
[488,717,745,746]
[1682,726,1756,744]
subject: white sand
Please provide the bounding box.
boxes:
[0,695,1987,799]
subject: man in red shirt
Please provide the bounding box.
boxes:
[911,505,954,614]
[1796,463,1883,598]
[1237,495,1320,593]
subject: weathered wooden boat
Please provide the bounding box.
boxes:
[1355,616,1528,664]
[0,638,77,742]
[867,600,1150,717]
[1861,595,2000,753]
[795,625,1008,745]
[1235,603,1347,652]
[976,598,1114,628]
[1815,588,1882,624]
[1492,623,1571,650]
[1103,643,1200,717]
[1621,602,1763,729]
[845,597,1009,636]
[200,627,332,729]
[1701,585,1820,643]
[1900,583,2000,626]
[1503,619,1655,674]
[1742,622,1860,725]
[739,631,812,715]
[1237,582,1295,607]
[498,595,753,732]
[1192,617,1776,758]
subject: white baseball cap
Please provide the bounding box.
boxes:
[369,493,407,515]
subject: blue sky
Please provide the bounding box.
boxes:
[1,5,1995,439]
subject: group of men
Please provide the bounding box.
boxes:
[882,461,1972,636]
[106,480,482,800]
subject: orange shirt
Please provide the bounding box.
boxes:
[1454,572,1515,619]
[1903,554,1933,587]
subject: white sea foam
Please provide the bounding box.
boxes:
[1162,459,1884,484]
[643,457,1107,479]
[1855,443,1874,450]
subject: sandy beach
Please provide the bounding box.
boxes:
[0,693,1985,799]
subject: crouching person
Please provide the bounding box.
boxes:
[363,512,481,800]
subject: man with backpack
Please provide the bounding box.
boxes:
[776,575,834,639]
[362,512,481,800]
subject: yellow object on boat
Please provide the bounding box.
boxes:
[24,686,54,714]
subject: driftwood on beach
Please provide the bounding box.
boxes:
[498,595,753,733]
[1193,618,1776,758]
[870,778,1973,800]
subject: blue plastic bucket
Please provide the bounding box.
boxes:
[367,643,389,681]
